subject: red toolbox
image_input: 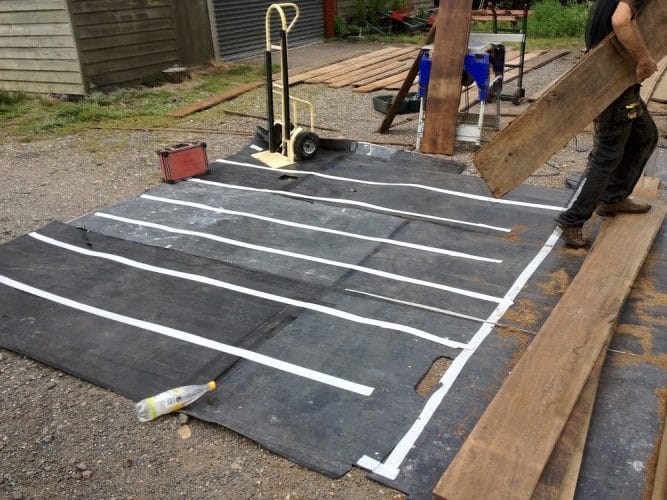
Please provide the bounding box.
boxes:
[157,142,210,183]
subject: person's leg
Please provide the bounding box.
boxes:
[555,105,632,228]
[598,100,658,204]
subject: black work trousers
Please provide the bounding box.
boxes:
[556,85,658,227]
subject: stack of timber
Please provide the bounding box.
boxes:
[288,45,566,95]
[433,177,667,499]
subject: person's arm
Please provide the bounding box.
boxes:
[611,0,657,82]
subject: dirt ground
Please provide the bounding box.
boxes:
[1,45,666,499]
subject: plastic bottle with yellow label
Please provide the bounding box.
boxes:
[135,381,216,422]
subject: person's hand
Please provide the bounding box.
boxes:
[636,56,657,82]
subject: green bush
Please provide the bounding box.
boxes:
[528,0,591,38]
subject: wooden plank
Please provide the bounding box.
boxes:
[1,10,70,24]
[354,69,411,93]
[653,413,667,500]
[288,47,400,85]
[433,191,666,499]
[531,346,607,500]
[650,57,667,102]
[0,35,76,48]
[305,46,416,84]
[68,0,171,14]
[167,81,264,118]
[0,0,66,11]
[527,176,652,500]
[640,55,667,101]
[419,0,473,155]
[0,59,81,72]
[473,0,667,197]
[0,46,79,59]
[83,50,176,76]
[0,79,85,94]
[0,24,72,36]
[378,25,436,133]
[71,7,172,27]
[0,68,83,84]
[328,59,409,88]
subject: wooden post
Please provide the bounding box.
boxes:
[419,0,473,155]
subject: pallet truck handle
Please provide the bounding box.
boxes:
[265,3,300,50]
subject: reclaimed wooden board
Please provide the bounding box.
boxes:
[473,0,667,197]
[433,184,666,499]
[419,0,473,155]
[288,47,400,85]
[167,81,263,118]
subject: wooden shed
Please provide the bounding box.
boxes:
[0,0,214,95]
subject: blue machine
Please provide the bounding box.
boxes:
[416,43,505,148]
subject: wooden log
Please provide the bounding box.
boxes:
[167,81,263,118]
[433,184,666,499]
[419,0,473,155]
[473,0,667,197]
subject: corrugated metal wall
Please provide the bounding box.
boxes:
[67,0,180,89]
[210,1,324,60]
[0,0,85,95]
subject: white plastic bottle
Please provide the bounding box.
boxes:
[135,381,216,422]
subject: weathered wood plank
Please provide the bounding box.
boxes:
[353,69,411,93]
[420,0,473,155]
[531,330,607,500]
[0,24,72,36]
[83,51,176,78]
[0,80,85,94]
[72,30,174,51]
[0,59,81,72]
[288,47,399,85]
[167,81,264,118]
[79,40,176,64]
[328,59,409,88]
[0,0,66,11]
[2,10,70,24]
[74,19,170,38]
[0,68,83,84]
[433,190,666,499]
[71,6,172,27]
[0,46,79,59]
[650,57,667,102]
[0,35,75,48]
[473,0,667,197]
[68,0,170,14]
[305,47,416,84]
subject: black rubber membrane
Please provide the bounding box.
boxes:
[0,140,664,498]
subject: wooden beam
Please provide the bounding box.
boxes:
[378,25,436,133]
[473,0,667,198]
[433,189,666,499]
[531,345,607,500]
[166,81,263,118]
[419,0,473,155]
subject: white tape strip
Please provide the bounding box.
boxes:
[188,178,512,233]
[215,158,565,212]
[93,212,503,304]
[0,274,374,396]
[29,232,469,349]
[362,228,562,479]
[140,194,501,263]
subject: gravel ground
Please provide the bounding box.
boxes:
[1,45,665,500]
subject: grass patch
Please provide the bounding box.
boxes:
[0,63,267,140]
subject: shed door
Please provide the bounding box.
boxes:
[210,0,324,60]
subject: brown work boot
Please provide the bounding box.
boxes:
[558,225,589,249]
[596,196,651,217]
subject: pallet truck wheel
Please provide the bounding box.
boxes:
[512,87,525,105]
[293,131,319,161]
